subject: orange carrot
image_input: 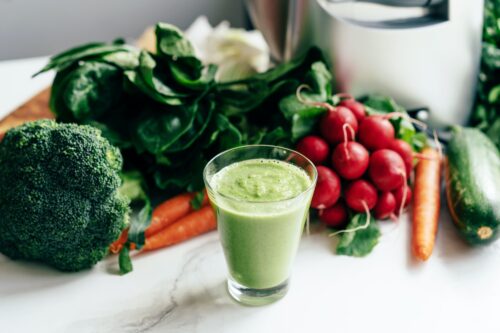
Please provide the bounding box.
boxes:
[109,191,209,253]
[142,205,216,251]
[109,229,129,254]
[146,192,208,237]
[412,147,441,261]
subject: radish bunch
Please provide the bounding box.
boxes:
[296,97,414,228]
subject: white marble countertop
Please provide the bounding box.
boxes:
[1,57,500,333]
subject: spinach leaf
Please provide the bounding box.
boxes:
[124,51,191,106]
[190,191,206,210]
[305,62,333,100]
[165,98,215,153]
[124,70,183,106]
[102,50,140,69]
[62,61,123,121]
[84,120,132,149]
[155,22,198,59]
[261,127,290,146]
[49,66,77,121]
[35,42,136,75]
[154,153,207,191]
[135,103,197,154]
[215,114,243,150]
[119,171,153,249]
[215,48,326,116]
[155,22,203,79]
[279,93,326,141]
[278,61,332,141]
[336,214,380,257]
[170,62,217,90]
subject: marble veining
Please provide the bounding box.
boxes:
[64,238,226,333]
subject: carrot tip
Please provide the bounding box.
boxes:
[413,245,432,261]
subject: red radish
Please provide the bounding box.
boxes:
[311,166,341,209]
[393,184,412,212]
[339,99,366,122]
[320,106,358,144]
[388,139,414,176]
[296,135,330,165]
[358,116,395,151]
[344,179,378,212]
[331,141,369,180]
[373,192,397,220]
[319,201,347,228]
[368,149,406,191]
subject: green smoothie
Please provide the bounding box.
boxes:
[209,159,313,289]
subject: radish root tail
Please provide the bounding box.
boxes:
[398,172,408,218]
[296,84,335,111]
[383,112,428,130]
[329,201,371,237]
[433,130,443,160]
[342,123,356,159]
[332,92,354,101]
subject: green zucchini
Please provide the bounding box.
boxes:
[445,126,500,245]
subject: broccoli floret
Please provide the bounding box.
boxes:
[0,120,129,271]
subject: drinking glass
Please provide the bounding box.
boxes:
[204,145,317,306]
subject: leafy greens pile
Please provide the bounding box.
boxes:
[37,22,425,261]
[37,23,333,197]
[470,0,500,149]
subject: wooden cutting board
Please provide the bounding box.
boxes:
[0,87,54,140]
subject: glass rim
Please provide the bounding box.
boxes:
[203,144,318,204]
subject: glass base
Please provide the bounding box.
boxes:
[227,278,289,306]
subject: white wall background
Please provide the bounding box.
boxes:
[0,0,245,60]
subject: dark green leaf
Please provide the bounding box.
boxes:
[215,114,243,150]
[190,191,206,210]
[124,70,184,106]
[486,117,500,148]
[119,170,148,201]
[410,132,428,152]
[364,95,405,114]
[305,61,333,99]
[119,171,152,249]
[36,42,136,76]
[170,63,217,90]
[135,103,197,154]
[84,120,132,149]
[102,50,140,69]
[165,99,215,153]
[154,154,207,191]
[279,92,326,141]
[62,61,123,121]
[155,22,197,59]
[261,127,290,146]
[336,214,381,257]
[129,198,153,248]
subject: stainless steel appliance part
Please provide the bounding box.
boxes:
[245,0,484,126]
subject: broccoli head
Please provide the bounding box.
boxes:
[0,120,129,271]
